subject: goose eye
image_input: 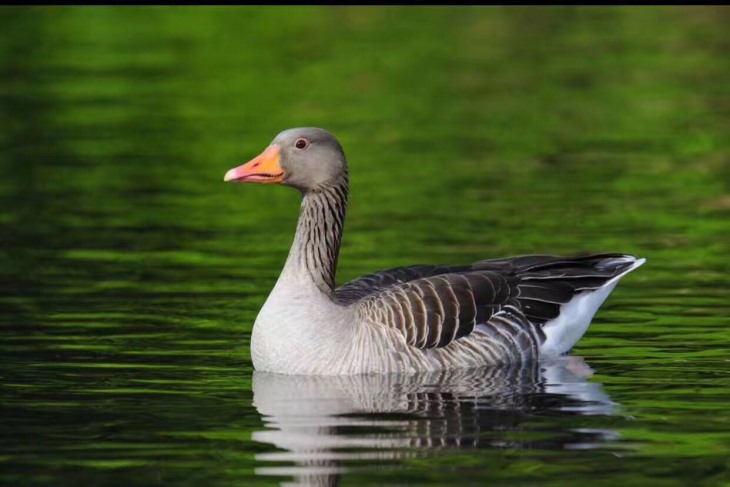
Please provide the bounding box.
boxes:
[295,138,309,150]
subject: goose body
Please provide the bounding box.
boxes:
[225,128,645,375]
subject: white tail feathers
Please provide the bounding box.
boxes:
[540,256,645,357]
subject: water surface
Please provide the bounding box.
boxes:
[1,6,729,486]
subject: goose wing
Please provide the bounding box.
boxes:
[353,253,636,350]
[336,264,469,305]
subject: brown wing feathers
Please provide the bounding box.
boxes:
[336,265,469,304]
[350,253,635,351]
[362,271,515,350]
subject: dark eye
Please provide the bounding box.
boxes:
[295,138,309,150]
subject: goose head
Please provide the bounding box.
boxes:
[224,127,347,193]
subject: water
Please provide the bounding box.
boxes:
[1,6,729,486]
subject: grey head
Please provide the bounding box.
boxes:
[224,127,348,193]
[274,127,348,192]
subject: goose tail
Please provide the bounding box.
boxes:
[540,255,645,357]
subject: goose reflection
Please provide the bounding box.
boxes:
[252,356,619,485]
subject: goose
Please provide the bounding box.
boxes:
[224,127,645,375]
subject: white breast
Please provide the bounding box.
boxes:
[251,275,357,375]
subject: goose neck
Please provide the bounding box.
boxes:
[280,179,348,298]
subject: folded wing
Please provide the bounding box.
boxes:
[347,253,637,350]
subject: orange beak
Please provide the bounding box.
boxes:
[224,144,284,184]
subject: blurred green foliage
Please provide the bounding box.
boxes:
[0,6,728,487]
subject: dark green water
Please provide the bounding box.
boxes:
[1,6,729,486]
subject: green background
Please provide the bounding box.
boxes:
[1,6,728,486]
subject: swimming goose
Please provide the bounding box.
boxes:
[224,127,645,375]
